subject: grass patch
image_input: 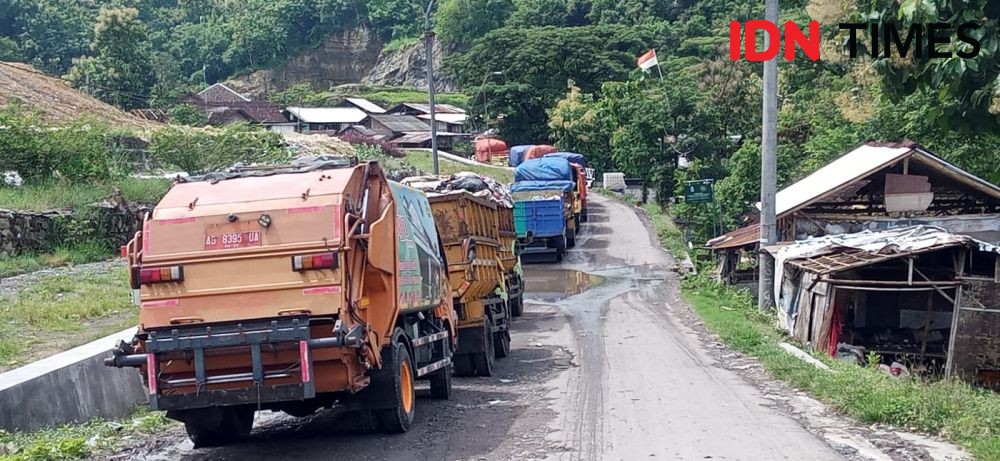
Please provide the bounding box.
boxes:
[382,34,421,53]
[0,409,174,461]
[402,149,514,183]
[358,88,469,109]
[0,267,135,371]
[641,202,688,261]
[643,202,1000,461]
[0,241,114,279]
[0,178,170,211]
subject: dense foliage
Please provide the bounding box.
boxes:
[440,0,1000,243]
[0,103,132,184]
[0,0,426,107]
[148,123,287,174]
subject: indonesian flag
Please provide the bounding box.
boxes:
[637,49,658,71]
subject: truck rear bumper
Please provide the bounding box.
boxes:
[107,316,364,411]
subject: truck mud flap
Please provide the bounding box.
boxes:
[455,324,487,355]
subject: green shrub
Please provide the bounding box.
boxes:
[149,123,288,174]
[0,104,131,184]
[167,104,209,126]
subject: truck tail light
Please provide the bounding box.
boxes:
[138,266,184,285]
[292,252,338,271]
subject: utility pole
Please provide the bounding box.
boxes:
[424,0,440,175]
[758,0,779,310]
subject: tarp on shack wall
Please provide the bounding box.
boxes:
[510,180,575,193]
[515,157,574,182]
[509,145,532,167]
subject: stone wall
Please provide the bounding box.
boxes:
[0,206,146,256]
[0,209,68,255]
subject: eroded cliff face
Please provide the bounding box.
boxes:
[227,27,454,98]
[362,38,455,92]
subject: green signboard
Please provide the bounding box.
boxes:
[684,179,714,204]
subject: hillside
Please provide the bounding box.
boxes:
[0,62,149,127]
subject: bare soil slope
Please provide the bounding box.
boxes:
[0,61,150,127]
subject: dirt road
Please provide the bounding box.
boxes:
[114,195,957,461]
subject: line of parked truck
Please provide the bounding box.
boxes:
[511,146,590,261]
[104,149,589,447]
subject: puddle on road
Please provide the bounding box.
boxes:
[522,269,604,302]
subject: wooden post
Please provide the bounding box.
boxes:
[919,292,934,361]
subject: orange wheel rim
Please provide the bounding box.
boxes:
[400,359,414,413]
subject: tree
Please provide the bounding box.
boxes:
[436,0,515,47]
[68,7,155,109]
[367,0,422,41]
[587,0,671,25]
[507,0,570,27]
[851,0,1000,130]
[446,25,650,140]
[15,0,97,74]
[0,37,20,61]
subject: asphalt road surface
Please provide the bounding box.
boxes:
[118,194,853,461]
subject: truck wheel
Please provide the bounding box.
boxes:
[375,341,416,433]
[473,319,495,377]
[182,406,254,448]
[453,353,474,377]
[494,330,511,359]
[429,362,453,400]
[510,295,524,317]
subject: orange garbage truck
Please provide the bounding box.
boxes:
[423,191,522,376]
[105,158,457,447]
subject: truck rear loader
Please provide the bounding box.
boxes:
[424,191,523,376]
[106,159,457,447]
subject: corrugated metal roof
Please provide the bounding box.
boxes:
[343,97,386,114]
[770,142,1000,216]
[392,103,465,114]
[418,113,467,125]
[286,107,367,124]
[775,225,1000,276]
[391,132,433,145]
[773,143,912,216]
[371,114,431,133]
[707,223,760,250]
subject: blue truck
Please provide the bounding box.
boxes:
[511,157,578,262]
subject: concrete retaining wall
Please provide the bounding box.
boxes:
[0,328,147,431]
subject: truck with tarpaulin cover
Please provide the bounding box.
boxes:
[512,157,579,261]
[105,158,457,447]
[544,152,589,223]
[420,190,524,376]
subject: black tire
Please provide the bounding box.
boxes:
[473,319,495,377]
[353,409,380,434]
[510,294,524,317]
[182,406,254,448]
[452,353,475,377]
[429,362,453,400]
[494,330,511,359]
[375,341,416,433]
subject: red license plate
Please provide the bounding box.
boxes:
[204,230,262,250]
